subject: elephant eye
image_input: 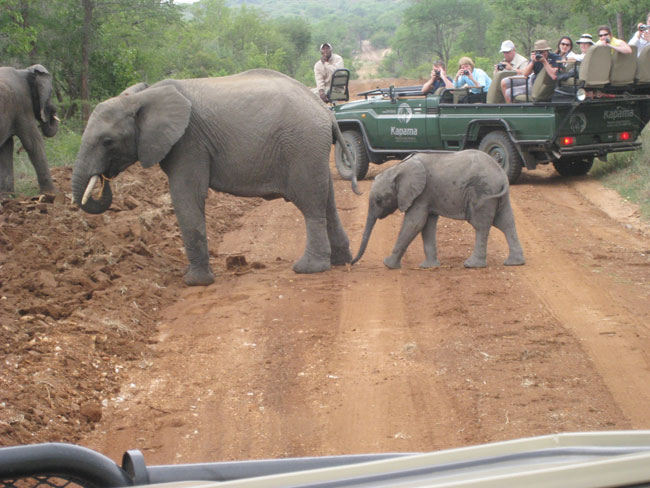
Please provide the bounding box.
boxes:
[102,138,113,147]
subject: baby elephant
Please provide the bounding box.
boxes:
[352,150,525,269]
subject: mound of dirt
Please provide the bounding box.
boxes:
[0,166,260,446]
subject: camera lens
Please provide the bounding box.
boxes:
[434,70,440,77]
[535,53,542,61]
[463,70,469,76]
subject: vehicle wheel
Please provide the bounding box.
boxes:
[335,130,370,181]
[552,158,594,177]
[478,131,523,184]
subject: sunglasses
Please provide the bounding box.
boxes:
[560,42,571,46]
[598,33,609,37]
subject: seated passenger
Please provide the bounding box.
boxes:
[422,60,454,94]
[568,34,594,62]
[629,13,650,57]
[494,40,528,75]
[453,56,492,95]
[596,25,632,54]
[555,36,574,61]
[502,40,560,103]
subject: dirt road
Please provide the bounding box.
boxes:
[79,160,650,465]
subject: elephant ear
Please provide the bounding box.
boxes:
[26,64,53,123]
[393,157,427,212]
[132,84,192,168]
[120,82,148,96]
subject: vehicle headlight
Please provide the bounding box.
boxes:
[576,88,587,102]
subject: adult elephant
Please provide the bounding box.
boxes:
[72,69,359,286]
[0,65,59,195]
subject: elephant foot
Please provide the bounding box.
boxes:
[383,256,401,269]
[183,265,215,286]
[419,259,441,269]
[330,245,352,266]
[463,257,487,268]
[39,184,57,195]
[293,255,331,274]
[504,253,526,266]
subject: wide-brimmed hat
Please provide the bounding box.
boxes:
[576,34,594,45]
[319,43,332,50]
[533,39,552,51]
[500,40,515,52]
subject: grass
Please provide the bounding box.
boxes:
[591,125,650,221]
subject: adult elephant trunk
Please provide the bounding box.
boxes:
[351,211,377,264]
[39,110,59,138]
[71,169,113,214]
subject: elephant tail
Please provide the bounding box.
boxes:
[331,114,362,195]
[466,180,511,221]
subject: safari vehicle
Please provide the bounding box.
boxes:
[2,432,650,487]
[331,45,650,183]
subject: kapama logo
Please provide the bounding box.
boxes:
[397,103,413,124]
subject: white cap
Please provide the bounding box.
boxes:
[320,43,332,50]
[500,40,515,52]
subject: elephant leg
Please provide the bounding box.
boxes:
[166,162,214,286]
[420,214,441,268]
[325,177,352,266]
[464,223,491,268]
[0,138,15,195]
[293,214,331,273]
[384,201,428,269]
[19,129,55,194]
[494,199,525,266]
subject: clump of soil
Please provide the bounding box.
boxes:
[0,166,259,446]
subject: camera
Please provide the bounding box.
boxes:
[640,24,649,32]
[605,37,611,43]
[535,51,543,61]
[434,69,441,77]
[463,70,470,76]
[496,62,507,71]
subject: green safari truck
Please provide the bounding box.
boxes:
[331,51,650,183]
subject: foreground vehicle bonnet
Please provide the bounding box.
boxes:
[2,431,650,488]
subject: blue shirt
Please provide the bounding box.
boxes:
[454,68,492,93]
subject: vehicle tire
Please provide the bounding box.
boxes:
[478,131,523,184]
[335,130,370,181]
[552,158,594,177]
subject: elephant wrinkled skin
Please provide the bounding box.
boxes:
[0,65,59,195]
[352,150,525,269]
[71,69,358,286]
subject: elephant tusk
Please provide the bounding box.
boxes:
[53,115,61,122]
[81,175,100,205]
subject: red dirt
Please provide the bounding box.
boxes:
[1,80,649,468]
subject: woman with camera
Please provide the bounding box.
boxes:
[453,57,492,95]
[629,12,650,56]
[595,25,632,54]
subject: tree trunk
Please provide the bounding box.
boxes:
[616,11,624,40]
[81,0,93,123]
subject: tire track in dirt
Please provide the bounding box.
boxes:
[510,169,650,427]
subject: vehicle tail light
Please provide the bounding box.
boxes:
[618,131,631,141]
[560,136,576,146]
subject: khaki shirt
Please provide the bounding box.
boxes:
[314,54,344,92]
[510,52,528,71]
